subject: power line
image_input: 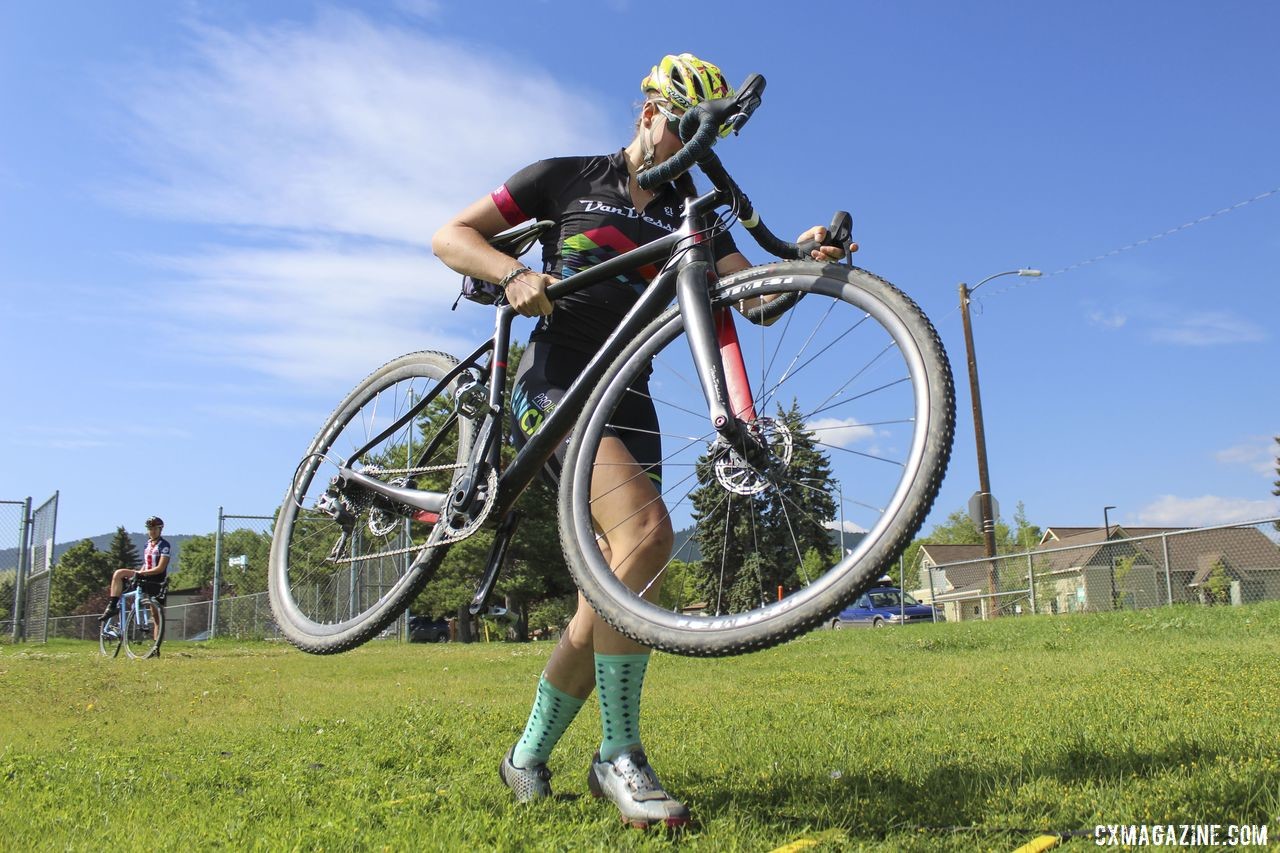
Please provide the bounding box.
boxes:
[981,185,1280,300]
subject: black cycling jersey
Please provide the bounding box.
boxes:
[492,150,739,355]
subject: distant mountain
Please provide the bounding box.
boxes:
[0,532,199,573]
[671,525,866,563]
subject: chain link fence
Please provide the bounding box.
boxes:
[0,499,29,640]
[21,493,59,642]
[915,518,1280,621]
[47,591,283,642]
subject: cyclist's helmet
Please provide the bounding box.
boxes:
[145,516,164,528]
[641,53,735,137]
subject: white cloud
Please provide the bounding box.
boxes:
[824,519,869,534]
[1214,436,1278,477]
[806,416,876,448]
[1087,309,1127,329]
[1149,311,1266,346]
[1136,494,1280,527]
[109,12,611,385]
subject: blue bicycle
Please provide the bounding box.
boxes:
[99,579,166,659]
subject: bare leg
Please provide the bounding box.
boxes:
[109,569,134,597]
[543,436,673,695]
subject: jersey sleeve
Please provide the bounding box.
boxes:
[491,158,577,227]
[710,227,741,265]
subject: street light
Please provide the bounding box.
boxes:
[1103,505,1116,539]
[958,268,1042,617]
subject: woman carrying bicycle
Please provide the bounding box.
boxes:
[431,53,846,827]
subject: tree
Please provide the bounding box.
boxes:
[106,526,141,571]
[687,401,838,613]
[1203,560,1232,605]
[169,533,215,590]
[49,539,113,616]
[1112,555,1136,609]
[1273,435,1279,533]
[413,343,575,640]
[0,573,14,623]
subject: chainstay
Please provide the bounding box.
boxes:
[325,467,498,562]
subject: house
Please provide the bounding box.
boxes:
[912,525,1280,618]
[913,543,998,622]
[1033,525,1280,613]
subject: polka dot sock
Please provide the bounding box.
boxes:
[595,653,650,762]
[512,675,586,769]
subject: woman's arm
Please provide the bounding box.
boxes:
[431,196,557,317]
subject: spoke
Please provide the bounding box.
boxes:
[810,440,905,467]
[804,376,913,420]
[758,310,871,413]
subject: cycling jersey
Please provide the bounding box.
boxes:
[492,150,740,355]
[143,537,171,577]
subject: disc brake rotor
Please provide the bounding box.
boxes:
[713,417,793,496]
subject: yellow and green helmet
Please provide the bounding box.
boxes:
[641,53,735,136]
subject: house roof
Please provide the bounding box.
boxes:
[919,544,988,564]
[1032,526,1279,577]
[1039,525,1189,547]
[918,544,995,593]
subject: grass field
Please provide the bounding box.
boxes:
[2,604,1278,851]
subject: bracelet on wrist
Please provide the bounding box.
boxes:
[497,266,530,289]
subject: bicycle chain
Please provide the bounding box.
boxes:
[361,462,466,477]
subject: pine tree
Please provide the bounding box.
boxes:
[687,401,839,613]
[107,526,141,570]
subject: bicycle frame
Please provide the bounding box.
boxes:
[123,586,155,632]
[336,186,760,526]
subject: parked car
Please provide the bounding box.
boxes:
[408,615,450,643]
[831,585,941,628]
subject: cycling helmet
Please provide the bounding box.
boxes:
[641,53,734,136]
[145,516,164,527]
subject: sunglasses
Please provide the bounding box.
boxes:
[653,102,683,134]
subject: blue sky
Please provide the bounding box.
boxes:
[2,0,1277,543]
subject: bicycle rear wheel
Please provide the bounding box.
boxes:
[559,262,954,656]
[99,613,123,658]
[269,352,476,654]
[124,600,164,659]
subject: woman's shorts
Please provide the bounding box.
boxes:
[511,341,662,489]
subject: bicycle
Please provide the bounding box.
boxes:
[99,578,166,659]
[268,73,955,658]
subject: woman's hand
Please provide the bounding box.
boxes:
[797,224,858,262]
[505,269,559,318]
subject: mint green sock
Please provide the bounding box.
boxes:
[512,675,586,768]
[595,653,650,761]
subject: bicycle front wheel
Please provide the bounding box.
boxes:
[99,613,123,658]
[269,352,475,654]
[124,601,164,659]
[559,262,954,656]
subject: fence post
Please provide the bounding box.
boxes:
[1161,533,1173,606]
[211,507,224,639]
[927,559,938,622]
[12,497,31,642]
[1027,552,1036,615]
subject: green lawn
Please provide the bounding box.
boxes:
[2,604,1278,851]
